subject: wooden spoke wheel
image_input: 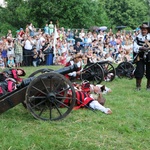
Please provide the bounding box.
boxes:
[21,68,54,108]
[81,63,104,85]
[100,62,116,82]
[25,72,76,121]
[116,62,134,79]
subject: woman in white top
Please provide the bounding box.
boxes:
[23,36,34,66]
[6,37,15,58]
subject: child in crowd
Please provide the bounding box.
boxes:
[7,55,15,68]
[55,48,67,66]
[0,58,5,69]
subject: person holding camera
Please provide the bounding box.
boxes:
[6,37,15,59]
[32,48,40,67]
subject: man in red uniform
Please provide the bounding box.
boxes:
[0,68,26,96]
[69,81,112,114]
[65,53,83,80]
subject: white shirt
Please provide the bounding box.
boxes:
[68,60,83,77]
[133,33,150,53]
[24,39,32,50]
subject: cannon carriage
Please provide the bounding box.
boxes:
[115,61,135,79]
[0,60,118,121]
[0,65,79,121]
[81,60,116,84]
[80,60,135,84]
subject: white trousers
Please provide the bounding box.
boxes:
[89,100,110,114]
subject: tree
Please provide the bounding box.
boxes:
[0,0,149,36]
[24,0,109,29]
[0,0,30,35]
[103,0,148,29]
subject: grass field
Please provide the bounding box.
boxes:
[0,65,149,150]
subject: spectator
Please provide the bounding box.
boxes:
[66,29,75,44]
[74,41,82,54]
[7,30,13,38]
[86,49,94,64]
[84,34,92,47]
[18,28,25,38]
[14,38,23,67]
[79,28,85,40]
[25,24,30,36]
[23,35,34,66]
[56,48,67,66]
[49,21,54,35]
[68,45,76,54]
[6,37,15,58]
[32,48,40,67]
[1,43,7,67]
[28,23,34,37]
[44,23,49,35]
[7,55,15,68]
[104,53,114,63]
[0,58,5,69]
[74,29,79,39]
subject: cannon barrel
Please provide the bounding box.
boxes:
[54,64,78,75]
[0,64,79,114]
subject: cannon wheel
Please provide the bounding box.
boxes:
[22,68,54,108]
[116,61,134,79]
[25,72,76,121]
[28,68,53,77]
[100,62,116,82]
[80,63,104,85]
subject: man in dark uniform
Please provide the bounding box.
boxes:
[133,23,150,90]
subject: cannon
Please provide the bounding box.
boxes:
[115,61,135,79]
[81,61,116,84]
[0,64,79,121]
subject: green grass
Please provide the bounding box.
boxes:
[0,65,149,150]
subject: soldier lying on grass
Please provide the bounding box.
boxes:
[68,81,112,114]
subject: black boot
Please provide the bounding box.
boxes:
[146,79,150,90]
[136,79,142,91]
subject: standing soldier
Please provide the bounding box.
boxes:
[133,23,150,90]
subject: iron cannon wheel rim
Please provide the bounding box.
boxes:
[81,63,104,85]
[100,62,116,82]
[26,72,76,121]
[116,62,134,79]
[22,68,54,108]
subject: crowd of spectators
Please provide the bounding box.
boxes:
[0,21,140,69]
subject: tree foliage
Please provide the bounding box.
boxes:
[0,0,149,35]
[103,0,149,29]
